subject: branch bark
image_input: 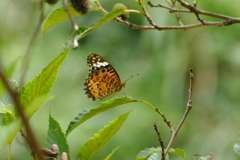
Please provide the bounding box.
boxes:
[114,0,240,31]
[164,68,194,156]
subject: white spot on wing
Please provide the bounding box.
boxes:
[93,61,109,67]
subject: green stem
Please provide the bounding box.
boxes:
[194,0,199,7]
[8,144,11,160]
[138,100,173,130]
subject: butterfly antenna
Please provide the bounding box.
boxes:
[124,74,139,82]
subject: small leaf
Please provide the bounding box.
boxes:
[78,111,131,160]
[0,101,6,113]
[169,148,187,160]
[42,5,80,34]
[103,147,119,160]
[46,114,70,160]
[234,134,240,155]
[19,48,70,119]
[0,79,18,106]
[0,120,21,151]
[136,147,161,160]
[64,8,125,49]
[65,97,137,136]
[1,108,15,125]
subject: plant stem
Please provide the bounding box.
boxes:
[164,68,194,156]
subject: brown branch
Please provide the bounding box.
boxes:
[115,17,234,30]
[138,0,162,30]
[164,68,194,156]
[155,108,174,132]
[148,1,240,23]
[0,66,45,160]
[115,1,240,31]
[153,122,165,160]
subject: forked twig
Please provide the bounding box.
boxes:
[113,0,240,31]
[164,68,194,156]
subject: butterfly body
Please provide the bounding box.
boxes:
[83,53,126,101]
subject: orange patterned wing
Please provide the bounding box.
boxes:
[83,53,126,101]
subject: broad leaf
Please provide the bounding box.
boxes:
[46,114,70,160]
[19,48,70,119]
[78,111,131,160]
[42,5,80,34]
[65,97,137,136]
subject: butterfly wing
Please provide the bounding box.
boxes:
[83,53,126,101]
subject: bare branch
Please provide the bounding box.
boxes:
[153,122,165,160]
[115,1,240,31]
[164,68,194,156]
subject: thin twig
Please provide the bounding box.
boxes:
[62,0,79,49]
[138,0,162,30]
[155,108,174,132]
[97,0,240,30]
[153,122,165,160]
[19,0,45,87]
[138,100,174,131]
[164,68,194,156]
[0,65,45,160]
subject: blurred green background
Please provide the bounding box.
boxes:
[1,0,240,159]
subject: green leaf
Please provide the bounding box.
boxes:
[19,48,70,119]
[64,8,125,49]
[169,148,187,160]
[46,114,70,160]
[78,111,131,160]
[0,79,18,125]
[136,147,188,160]
[103,147,119,160]
[25,96,52,118]
[1,108,15,125]
[136,147,162,160]
[42,5,80,34]
[234,134,240,155]
[0,120,21,151]
[0,79,18,106]
[65,97,137,136]
[0,101,6,113]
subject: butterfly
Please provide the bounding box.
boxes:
[83,53,126,101]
